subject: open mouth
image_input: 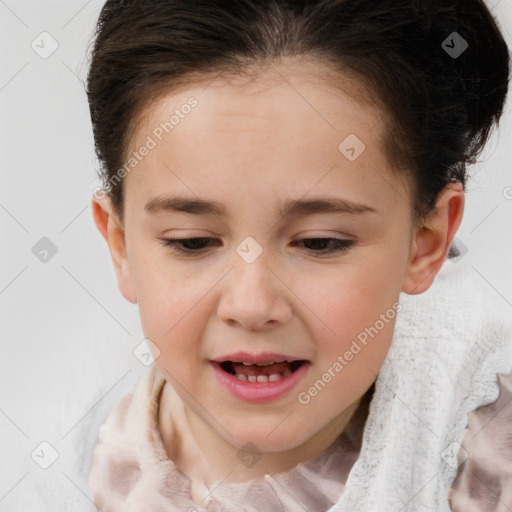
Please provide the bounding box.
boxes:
[219,360,306,382]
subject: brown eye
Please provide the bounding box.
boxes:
[291,238,354,255]
[160,237,219,255]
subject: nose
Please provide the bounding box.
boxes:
[216,251,292,332]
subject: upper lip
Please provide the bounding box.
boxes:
[211,351,307,364]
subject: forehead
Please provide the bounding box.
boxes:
[134,59,382,134]
[123,59,409,216]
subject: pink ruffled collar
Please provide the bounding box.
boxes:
[87,364,374,512]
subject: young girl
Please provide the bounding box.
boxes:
[85,0,512,510]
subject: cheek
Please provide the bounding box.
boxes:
[131,270,229,386]
[292,256,402,374]
[136,278,206,381]
[130,250,203,346]
[299,259,402,333]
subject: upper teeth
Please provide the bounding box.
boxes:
[241,360,291,366]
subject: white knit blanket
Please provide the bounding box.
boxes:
[328,257,512,512]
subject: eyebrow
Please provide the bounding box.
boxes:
[144,194,377,218]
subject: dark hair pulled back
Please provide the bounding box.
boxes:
[86,0,510,225]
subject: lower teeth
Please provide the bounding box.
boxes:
[234,370,292,382]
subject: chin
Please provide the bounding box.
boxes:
[225,425,312,454]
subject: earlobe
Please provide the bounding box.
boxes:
[402,182,465,295]
[91,192,138,304]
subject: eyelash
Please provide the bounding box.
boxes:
[159,237,354,256]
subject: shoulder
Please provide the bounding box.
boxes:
[449,373,512,510]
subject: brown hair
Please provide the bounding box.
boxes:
[86,0,509,225]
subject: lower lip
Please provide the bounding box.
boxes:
[210,361,310,403]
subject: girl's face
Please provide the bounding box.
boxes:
[94,61,462,455]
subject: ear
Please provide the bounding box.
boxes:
[402,182,465,295]
[91,190,138,304]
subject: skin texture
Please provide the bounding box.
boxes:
[92,60,464,491]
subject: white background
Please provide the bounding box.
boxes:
[1,0,511,510]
